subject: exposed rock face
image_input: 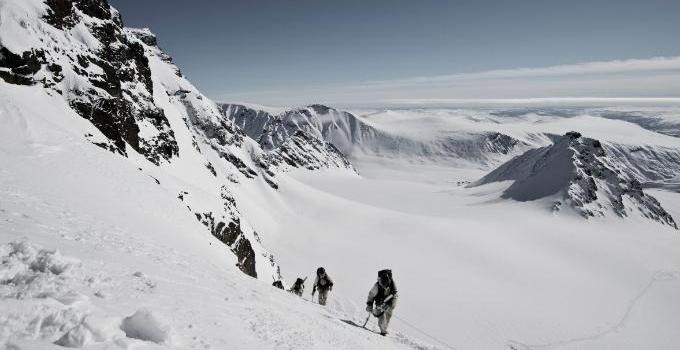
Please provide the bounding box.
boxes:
[1,0,178,164]
[474,132,677,228]
[0,47,43,85]
[0,0,280,279]
[188,187,266,278]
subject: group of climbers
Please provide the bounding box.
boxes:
[272,267,398,336]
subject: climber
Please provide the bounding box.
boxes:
[312,267,333,305]
[272,280,284,289]
[289,277,306,297]
[366,269,398,336]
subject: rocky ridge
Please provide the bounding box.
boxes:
[474,132,677,228]
[0,0,284,279]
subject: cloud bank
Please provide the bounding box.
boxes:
[217,56,680,107]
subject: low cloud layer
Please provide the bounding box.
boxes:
[218,56,680,107]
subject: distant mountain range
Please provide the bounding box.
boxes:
[220,103,530,168]
[222,104,680,228]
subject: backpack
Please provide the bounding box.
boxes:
[375,269,396,305]
[293,278,305,291]
[318,275,330,287]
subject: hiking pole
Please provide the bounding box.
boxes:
[362,312,371,328]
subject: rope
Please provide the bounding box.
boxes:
[331,290,459,350]
[392,314,458,350]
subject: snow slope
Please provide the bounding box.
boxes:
[0,81,439,350]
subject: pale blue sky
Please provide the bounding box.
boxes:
[110,0,680,106]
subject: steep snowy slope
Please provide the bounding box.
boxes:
[0,0,294,279]
[473,132,677,228]
[221,103,530,168]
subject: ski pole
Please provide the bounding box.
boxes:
[362,312,371,328]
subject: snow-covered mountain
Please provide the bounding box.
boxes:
[222,102,680,228]
[0,0,294,279]
[221,103,530,168]
[222,104,377,153]
[220,104,355,174]
[3,1,680,349]
[473,132,677,228]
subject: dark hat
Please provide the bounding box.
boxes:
[378,269,392,278]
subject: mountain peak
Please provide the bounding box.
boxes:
[475,131,677,228]
[306,104,335,114]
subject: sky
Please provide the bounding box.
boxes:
[109,0,680,107]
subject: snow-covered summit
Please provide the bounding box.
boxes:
[220,103,357,173]
[475,131,677,228]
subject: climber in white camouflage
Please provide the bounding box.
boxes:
[366,269,398,336]
[312,267,333,305]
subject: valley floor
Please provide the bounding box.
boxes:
[234,157,680,350]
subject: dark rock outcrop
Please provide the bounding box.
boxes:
[191,187,260,278]
[0,0,179,164]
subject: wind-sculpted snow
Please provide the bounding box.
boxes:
[475,132,678,228]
